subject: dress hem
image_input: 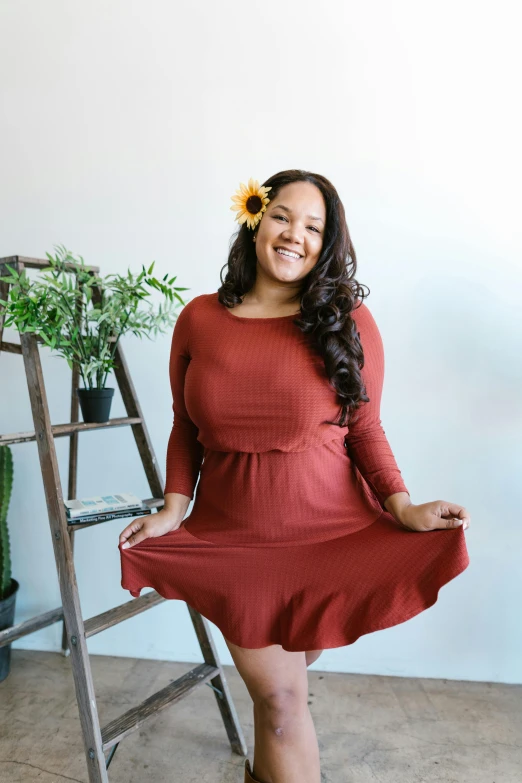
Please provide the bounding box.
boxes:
[120,546,470,653]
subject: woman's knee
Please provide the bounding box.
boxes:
[254,687,308,737]
[223,638,309,724]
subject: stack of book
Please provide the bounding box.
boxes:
[64,493,151,525]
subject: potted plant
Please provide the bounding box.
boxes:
[0,444,18,682]
[0,245,188,422]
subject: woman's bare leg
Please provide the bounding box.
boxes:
[224,638,321,783]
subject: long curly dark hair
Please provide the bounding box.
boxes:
[218,169,371,428]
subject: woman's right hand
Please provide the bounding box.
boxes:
[119,509,184,550]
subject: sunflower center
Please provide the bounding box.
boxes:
[246,195,263,214]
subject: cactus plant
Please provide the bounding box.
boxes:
[0,445,13,600]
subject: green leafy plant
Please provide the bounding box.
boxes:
[0,445,13,601]
[0,245,188,389]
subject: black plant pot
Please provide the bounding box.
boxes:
[77,387,115,423]
[0,578,19,683]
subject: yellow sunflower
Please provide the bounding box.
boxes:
[230,177,272,230]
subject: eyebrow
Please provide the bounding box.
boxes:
[271,203,324,224]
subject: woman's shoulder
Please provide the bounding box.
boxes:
[349,298,382,344]
[350,297,373,324]
[177,292,218,320]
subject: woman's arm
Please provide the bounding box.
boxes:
[164,301,204,500]
[119,303,203,549]
[344,303,410,514]
[344,303,471,535]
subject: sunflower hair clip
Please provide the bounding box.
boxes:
[230,178,272,230]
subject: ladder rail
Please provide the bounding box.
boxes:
[63,272,89,656]
[20,327,108,781]
[90,282,165,499]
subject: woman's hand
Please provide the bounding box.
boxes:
[395,500,471,533]
[119,509,184,550]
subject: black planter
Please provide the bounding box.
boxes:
[0,578,19,683]
[77,387,115,423]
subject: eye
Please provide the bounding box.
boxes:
[273,215,320,232]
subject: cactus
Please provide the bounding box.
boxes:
[0,445,13,600]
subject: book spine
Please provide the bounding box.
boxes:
[67,509,151,525]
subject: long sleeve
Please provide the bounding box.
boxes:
[345,303,410,510]
[164,301,204,498]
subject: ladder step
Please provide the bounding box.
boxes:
[84,590,166,638]
[0,254,100,273]
[0,417,142,446]
[0,606,64,648]
[0,340,22,355]
[0,336,62,354]
[0,590,166,647]
[0,336,115,354]
[101,663,220,750]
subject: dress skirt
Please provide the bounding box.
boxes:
[119,436,470,652]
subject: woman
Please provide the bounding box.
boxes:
[119,169,470,783]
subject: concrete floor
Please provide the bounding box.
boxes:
[0,649,520,783]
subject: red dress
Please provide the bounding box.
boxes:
[119,292,469,651]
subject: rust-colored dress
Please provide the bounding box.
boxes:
[119,292,469,651]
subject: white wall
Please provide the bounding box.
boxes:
[1,0,520,684]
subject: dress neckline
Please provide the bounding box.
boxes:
[220,300,301,322]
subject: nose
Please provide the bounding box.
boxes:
[282,223,304,246]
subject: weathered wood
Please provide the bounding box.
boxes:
[101,663,220,750]
[90,283,164,499]
[84,591,165,638]
[20,330,108,782]
[112,344,164,498]
[0,416,142,446]
[0,255,99,273]
[186,604,248,755]
[63,280,85,655]
[0,281,9,353]
[0,606,64,647]
[0,340,22,355]
[1,336,76,352]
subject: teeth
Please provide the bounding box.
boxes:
[276,248,301,259]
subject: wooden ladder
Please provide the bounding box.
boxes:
[0,255,247,781]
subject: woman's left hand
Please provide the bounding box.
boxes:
[396,500,471,533]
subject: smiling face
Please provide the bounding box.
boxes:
[253,181,326,286]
